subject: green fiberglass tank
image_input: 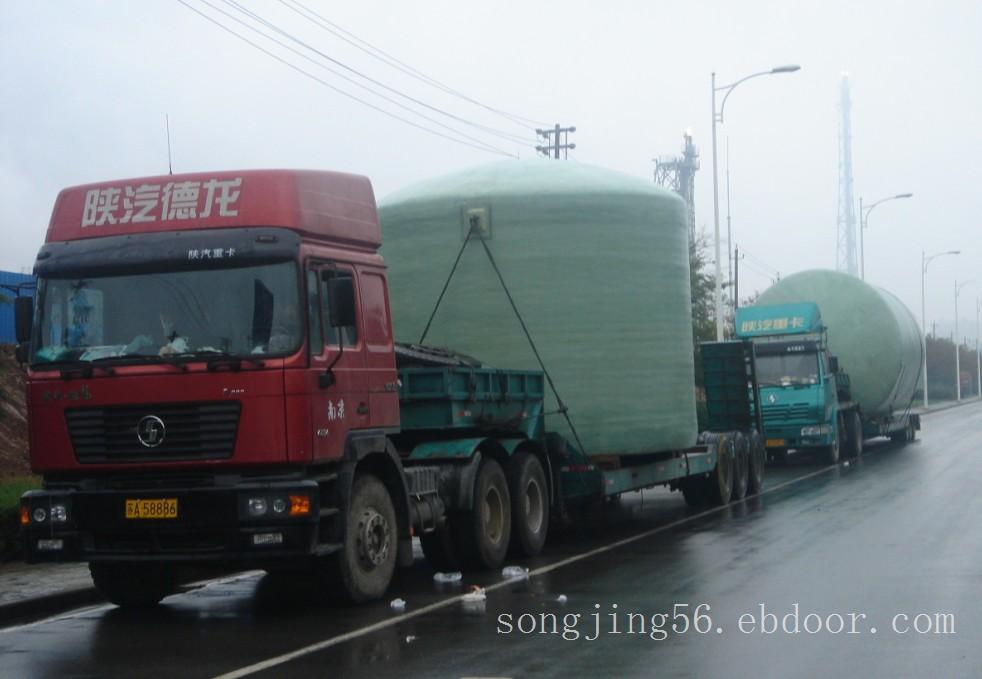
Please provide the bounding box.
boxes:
[757,270,922,417]
[378,159,697,456]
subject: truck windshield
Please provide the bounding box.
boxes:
[32,261,301,364]
[756,352,820,387]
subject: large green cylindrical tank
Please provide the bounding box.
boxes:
[378,159,697,456]
[757,270,922,417]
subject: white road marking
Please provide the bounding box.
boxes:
[213,464,840,678]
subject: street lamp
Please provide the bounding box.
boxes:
[955,279,975,401]
[859,192,913,281]
[711,64,800,340]
[977,298,981,400]
[921,249,960,407]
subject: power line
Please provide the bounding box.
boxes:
[204,0,515,154]
[280,0,549,130]
[178,0,517,157]
[219,0,536,147]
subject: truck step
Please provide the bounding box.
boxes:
[314,542,343,556]
[319,507,340,518]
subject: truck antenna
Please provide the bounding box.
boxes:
[165,114,174,175]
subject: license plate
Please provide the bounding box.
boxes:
[766,439,786,447]
[125,498,178,519]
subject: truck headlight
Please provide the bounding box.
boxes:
[50,504,69,523]
[801,425,830,437]
[247,497,268,517]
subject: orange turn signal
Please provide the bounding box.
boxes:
[20,506,30,526]
[289,495,311,517]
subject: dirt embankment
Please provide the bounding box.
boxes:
[0,345,30,478]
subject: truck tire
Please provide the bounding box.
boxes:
[821,414,843,464]
[89,562,176,608]
[333,474,398,603]
[680,478,706,507]
[508,452,549,557]
[845,411,863,458]
[703,434,734,505]
[890,420,914,445]
[907,420,916,442]
[731,432,749,501]
[454,458,511,570]
[747,430,766,494]
[419,519,460,572]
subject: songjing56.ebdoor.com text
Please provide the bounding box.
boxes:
[496,604,956,642]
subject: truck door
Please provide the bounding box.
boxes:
[306,263,369,460]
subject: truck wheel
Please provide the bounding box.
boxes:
[825,415,843,464]
[731,433,749,501]
[845,412,863,458]
[680,479,705,507]
[334,474,398,603]
[747,430,766,494]
[454,458,511,570]
[508,452,549,556]
[419,519,460,572]
[703,434,734,505]
[907,421,916,442]
[89,562,176,608]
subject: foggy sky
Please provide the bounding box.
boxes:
[2,0,980,340]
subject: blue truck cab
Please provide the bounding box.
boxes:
[735,303,851,463]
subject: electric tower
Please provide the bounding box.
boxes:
[654,130,700,243]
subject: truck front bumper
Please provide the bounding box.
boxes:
[20,480,326,564]
[762,425,833,451]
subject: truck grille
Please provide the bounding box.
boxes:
[762,403,812,422]
[66,402,241,463]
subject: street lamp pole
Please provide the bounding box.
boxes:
[859,192,913,281]
[955,279,976,401]
[921,249,960,407]
[977,298,981,400]
[711,64,800,340]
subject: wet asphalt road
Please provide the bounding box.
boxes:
[3,403,981,679]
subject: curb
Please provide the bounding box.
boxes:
[0,586,105,626]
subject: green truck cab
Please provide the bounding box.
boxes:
[735,303,856,463]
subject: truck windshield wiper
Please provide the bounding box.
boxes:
[168,349,265,369]
[32,359,116,380]
[88,354,189,372]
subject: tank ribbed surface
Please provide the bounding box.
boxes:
[758,270,922,416]
[378,159,697,455]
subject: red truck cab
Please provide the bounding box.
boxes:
[18,170,413,604]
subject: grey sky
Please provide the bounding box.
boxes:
[2,1,980,339]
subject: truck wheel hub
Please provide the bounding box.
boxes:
[357,509,390,567]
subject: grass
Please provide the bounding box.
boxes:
[0,476,39,560]
[0,476,39,515]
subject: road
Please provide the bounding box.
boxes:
[3,402,981,678]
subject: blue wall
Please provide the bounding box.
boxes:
[0,271,35,344]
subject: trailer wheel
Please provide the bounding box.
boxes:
[90,562,176,608]
[703,434,734,505]
[508,453,549,556]
[907,420,916,442]
[842,411,863,458]
[747,430,766,494]
[731,433,749,501]
[454,458,511,570]
[333,474,398,603]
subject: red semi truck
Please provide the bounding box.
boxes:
[15,169,763,607]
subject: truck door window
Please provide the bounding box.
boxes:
[307,268,323,356]
[320,271,358,346]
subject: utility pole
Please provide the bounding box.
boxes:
[536,124,576,159]
[734,244,740,311]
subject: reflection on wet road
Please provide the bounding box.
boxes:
[3,403,981,678]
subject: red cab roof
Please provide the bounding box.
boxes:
[46,169,381,249]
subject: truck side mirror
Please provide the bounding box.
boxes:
[326,276,356,328]
[829,356,839,373]
[14,296,33,343]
